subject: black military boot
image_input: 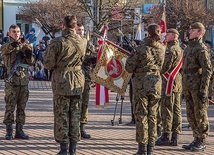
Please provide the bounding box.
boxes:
[14,123,29,139]
[155,133,170,146]
[191,138,206,151]
[58,143,68,155]
[182,137,198,150]
[147,145,154,155]
[69,141,77,155]
[5,125,13,140]
[80,123,91,139]
[171,132,178,146]
[133,143,147,155]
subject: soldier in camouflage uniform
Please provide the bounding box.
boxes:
[204,40,214,100]
[2,24,35,140]
[155,28,182,146]
[43,15,87,155]
[182,22,212,152]
[76,23,96,139]
[125,24,165,155]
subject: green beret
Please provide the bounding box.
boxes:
[166,28,179,35]
[190,22,205,30]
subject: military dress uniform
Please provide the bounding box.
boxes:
[156,30,182,146]
[43,28,87,154]
[2,37,35,140]
[182,23,212,151]
[125,36,165,155]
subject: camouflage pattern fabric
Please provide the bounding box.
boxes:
[208,48,214,99]
[183,38,212,139]
[3,83,29,125]
[125,37,165,145]
[161,40,182,134]
[1,37,35,126]
[43,28,86,143]
[53,94,81,143]
[81,41,95,124]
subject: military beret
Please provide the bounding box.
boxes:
[166,28,179,35]
[190,22,205,30]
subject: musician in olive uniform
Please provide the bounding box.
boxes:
[156,28,182,146]
[43,15,87,155]
[182,22,212,151]
[2,24,35,140]
[125,24,165,155]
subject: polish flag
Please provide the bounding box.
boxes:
[160,11,167,44]
[95,25,109,106]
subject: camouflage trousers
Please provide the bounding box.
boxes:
[53,94,81,143]
[80,80,90,124]
[3,83,29,125]
[134,93,160,146]
[161,92,182,133]
[184,90,209,139]
[157,100,162,130]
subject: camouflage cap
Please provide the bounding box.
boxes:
[190,22,205,30]
[166,28,179,35]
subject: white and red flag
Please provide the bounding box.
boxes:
[160,10,167,44]
[92,29,132,97]
[95,25,109,107]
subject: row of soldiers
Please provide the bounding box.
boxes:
[1,15,96,155]
[126,22,212,155]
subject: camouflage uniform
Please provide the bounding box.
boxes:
[156,39,182,145]
[2,37,35,126]
[43,28,87,144]
[81,41,95,124]
[125,37,165,147]
[183,38,212,144]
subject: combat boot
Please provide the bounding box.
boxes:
[133,143,147,155]
[57,143,68,155]
[5,125,13,140]
[191,138,206,152]
[170,132,178,146]
[182,137,198,150]
[69,141,77,155]
[155,133,170,146]
[80,123,91,139]
[14,123,29,139]
[147,145,154,155]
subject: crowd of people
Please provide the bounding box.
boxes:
[0,13,214,155]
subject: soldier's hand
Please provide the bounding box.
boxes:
[24,50,32,58]
[10,41,20,48]
[198,92,207,103]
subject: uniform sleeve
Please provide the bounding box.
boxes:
[198,48,213,94]
[1,43,15,55]
[161,49,176,74]
[125,46,143,73]
[43,39,60,70]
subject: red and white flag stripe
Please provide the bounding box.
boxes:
[95,25,109,106]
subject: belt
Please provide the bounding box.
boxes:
[135,69,159,76]
[56,66,82,71]
[184,68,201,74]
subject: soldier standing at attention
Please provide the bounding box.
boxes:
[155,28,182,146]
[125,24,165,155]
[182,22,212,151]
[75,23,95,139]
[43,15,87,155]
[2,24,35,140]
